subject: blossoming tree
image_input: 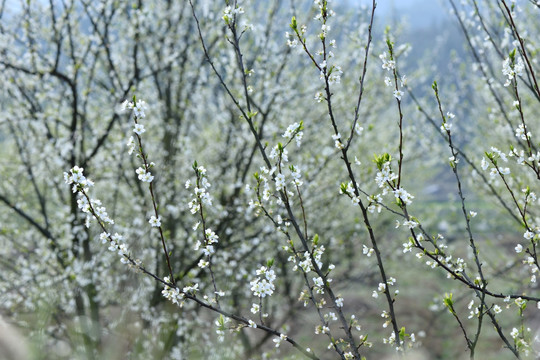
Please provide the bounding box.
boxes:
[1,0,539,359]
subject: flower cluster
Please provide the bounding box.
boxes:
[379,52,395,71]
[187,165,213,214]
[313,0,335,22]
[312,276,325,294]
[320,23,330,38]
[136,166,154,183]
[402,219,418,229]
[520,227,540,283]
[363,244,374,257]
[312,1,342,85]
[314,91,324,103]
[222,4,244,24]
[122,99,157,184]
[315,324,330,335]
[187,165,219,263]
[194,228,219,258]
[340,181,360,205]
[248,319,257,328]
[65,167,135,266]
[502,51,524,86]
[250,266,276,298]
[382,331,397,346]
[101,232,130,264]
[285,31,299,48]
[440,122,452,132]
[393,187,414,206]
[275,173,286,191]
[367,194,383,213]
[161,277,185,306]
[292,243,325,274]
[122,99,147,118]
[263,142,305,204]
[481,148,511,179]
[402,240,413,253]
[373,157,416,215]
[413,238,467,279]
[250,167,274,206]
[511,327,520,339]
[375,161,398,190]
[327,65,343,85]
[273,333,288,348]
[467,299,480,319]
[372,277,397,299]
[282,122,303,147]
[183,283,199,295]
[289,165,303,187]
[332,133,344,149]
[269,145,289,163]
[64,167,115,227]
[126,136,136,155]
[515,124,531,140]
[64,166,94,193]
[439,112,455,134]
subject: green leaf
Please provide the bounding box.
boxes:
[399,327,407,341]
[509,48,516,62]
[217,314,225,328]
[372,153,391,170]
[443,293,456,315]
[290,16,297,31]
